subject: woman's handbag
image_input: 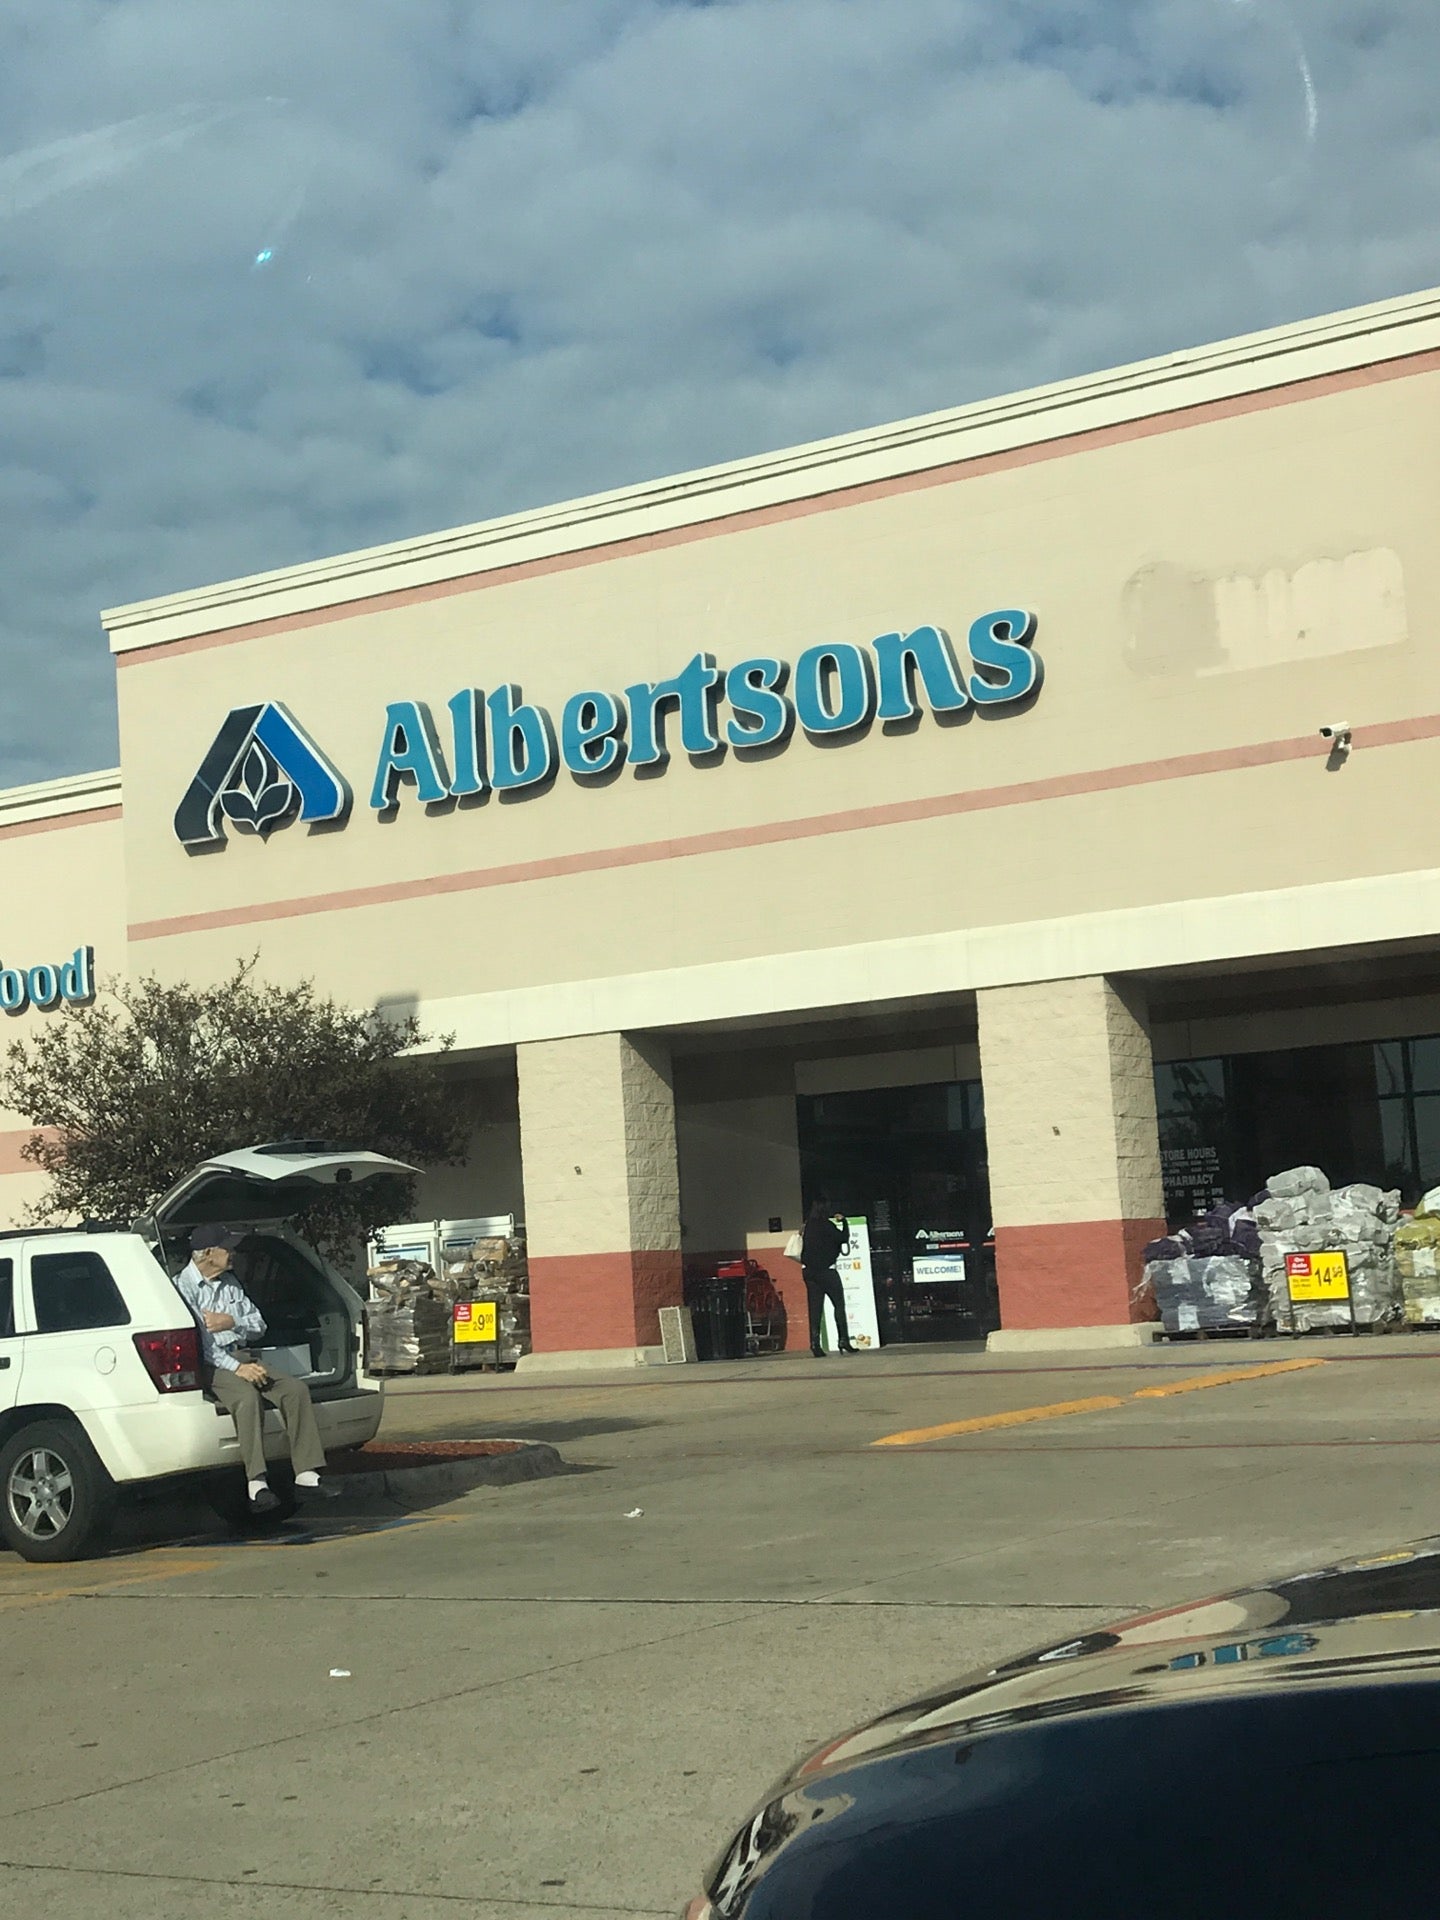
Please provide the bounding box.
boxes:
[783,1229,804,1263]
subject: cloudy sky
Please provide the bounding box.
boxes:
[1,0,1436,785]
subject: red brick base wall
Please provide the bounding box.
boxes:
[768,1260,811,1353]
[529,1249,685,1352]
[994,1218,1166,1330]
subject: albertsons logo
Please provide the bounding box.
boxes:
[174,703,351,848]
[173,614,1043,851]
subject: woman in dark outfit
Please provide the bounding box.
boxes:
[801,1199,857,1357]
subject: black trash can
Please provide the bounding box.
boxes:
[688,1276,748,1361]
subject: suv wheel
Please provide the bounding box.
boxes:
[0,1420,116,1563]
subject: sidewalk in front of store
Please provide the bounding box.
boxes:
[372,1329,1440,1460]
[379,1327,1440,1397]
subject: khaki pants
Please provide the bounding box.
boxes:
[209,1367,326,1481]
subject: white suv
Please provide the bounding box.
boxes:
[0,1143,411,1561]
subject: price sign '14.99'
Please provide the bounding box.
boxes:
[1285,1251,1351,1304]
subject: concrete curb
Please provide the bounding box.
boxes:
[321,1441,567,1511]
[514,1347,658,1375]
[987,1324,1162,1353]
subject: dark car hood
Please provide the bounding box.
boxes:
[702,1541,1440,1919]
[784,1540,1440,1786]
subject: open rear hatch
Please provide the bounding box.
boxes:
[148,1141,419,1232]
[146,1142,418,1396]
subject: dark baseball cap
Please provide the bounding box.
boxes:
[189,1225,245,1252]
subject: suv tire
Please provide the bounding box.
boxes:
[0,1419,117,1563]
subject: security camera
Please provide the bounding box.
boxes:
[1319,724,1350,741]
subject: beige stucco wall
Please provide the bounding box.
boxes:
[110,355,1440,1040]
[406,1071,526,1226]
[795,1042,981,1095]
[0,1169,53,1230]
[0,802,126,1226]
[675,1048,804,1255]
[1153,993,1440,1065]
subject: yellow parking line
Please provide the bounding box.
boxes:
[0,1552,219,1612]
[873,1357,1330,1448]
[0,1509,464,1606]
[1131,1358,1326,1398]
[873,1396,1127,1448]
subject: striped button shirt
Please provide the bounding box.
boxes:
[173,1261,266,1373]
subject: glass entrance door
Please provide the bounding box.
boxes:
[797,1079,997,1343]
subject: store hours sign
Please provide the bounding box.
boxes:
[174,611,1042,849]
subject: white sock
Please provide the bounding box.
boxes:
[247,1478,270,1499]
[295,1470,321,1488]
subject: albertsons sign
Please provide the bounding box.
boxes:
[174,611,1041,849]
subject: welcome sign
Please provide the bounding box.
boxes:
[175,610,1041,848]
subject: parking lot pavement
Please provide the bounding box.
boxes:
[4,1342,1440,1917]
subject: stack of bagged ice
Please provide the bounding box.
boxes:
[1141,1200,1265,1334]
[1255,1167,1401,1331]
[1395,1187,1440,1326]
[364,1259,453,1372]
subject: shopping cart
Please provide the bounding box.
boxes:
[714,1258,787,1355]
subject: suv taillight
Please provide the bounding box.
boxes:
[133,1327,202,1393]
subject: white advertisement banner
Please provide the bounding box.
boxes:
[824,1216,883,1351]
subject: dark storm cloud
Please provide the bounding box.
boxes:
[0,0,1436,784]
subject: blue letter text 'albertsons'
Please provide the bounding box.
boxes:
[369,612,1041,809]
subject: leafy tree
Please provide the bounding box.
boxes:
[1,960,472,1261]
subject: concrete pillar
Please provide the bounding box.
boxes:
[978,976,1165,1332]
[517,1032,683,1358]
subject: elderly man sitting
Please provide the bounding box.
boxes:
[174,1225,333,1512]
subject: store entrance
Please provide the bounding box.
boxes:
[797,1080,997,1344]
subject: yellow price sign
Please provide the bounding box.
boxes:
[453,1300,498,1343]
[1285,1251,1351,1303]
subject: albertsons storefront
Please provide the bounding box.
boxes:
[4,285,1440,1362]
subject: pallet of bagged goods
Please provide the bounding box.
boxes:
[1395,1186,1440,1326]
[364,1259,453,1373]
[1255,1168,1401,1332]
[1141,1200,1266,1336]
[441,1230,532,1366]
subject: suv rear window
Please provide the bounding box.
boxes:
[0,1259,12,1338]
[30,1251,130,1333]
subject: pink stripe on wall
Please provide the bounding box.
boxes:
[128,712,1440,944]
[111,347,1440,668]
[0,1128,56,1176]
[0,804,121,843]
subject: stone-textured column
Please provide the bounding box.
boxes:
[978,977,1165,1330]
[518,1032,683,1356]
